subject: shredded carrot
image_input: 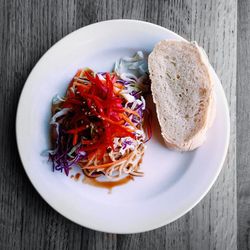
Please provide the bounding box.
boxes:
[123,108,141,118]
[101,116,124,125]
[120,114,138,130]
[117,89,123,95]
[73,82,91,89]
[81,139,95,145]
[87,151,96,161]
[76,69,82,77]
[66,125,87,134]
[114,83,124,89]
[82,151,133,170]
[113,83,124,95]
[101,115,135,135]
[114,88,123,95]
[73,133,78,146]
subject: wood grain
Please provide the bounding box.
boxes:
[189,1,237,250]
[238,0,250,249]
[0,0,237,249]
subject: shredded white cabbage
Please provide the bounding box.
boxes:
[114,51,148,80]
[50,108,71,125]
[52,95,65,104]
[111,51,149,155]
[114,51,149,103]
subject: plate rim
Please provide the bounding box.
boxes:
[16,19,230,234]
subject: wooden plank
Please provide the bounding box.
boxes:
[0,0,237,249]
[237,0,250,249]
[0,1,84,249]
[188,1,237,250]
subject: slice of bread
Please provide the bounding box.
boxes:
[148,40,215,151]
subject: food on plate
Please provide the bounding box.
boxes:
[148,40,215,151]
[48,52,151,179]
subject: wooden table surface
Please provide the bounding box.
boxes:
[0,0,246,249]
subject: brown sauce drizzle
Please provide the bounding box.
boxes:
[74,173,81,181]
[82,175,134,193]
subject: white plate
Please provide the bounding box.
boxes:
[16,20,230,233]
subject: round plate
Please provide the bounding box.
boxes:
[16,20,230,233]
